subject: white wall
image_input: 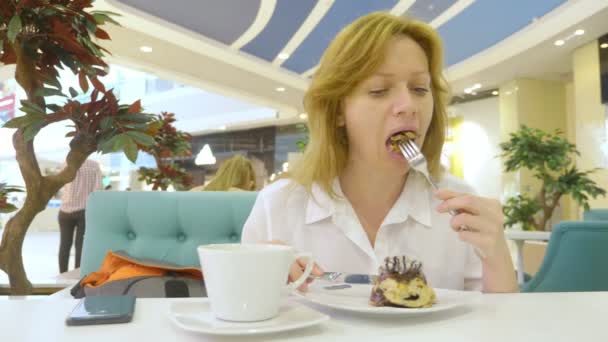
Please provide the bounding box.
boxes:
[449,97,503,200]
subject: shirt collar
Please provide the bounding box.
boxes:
[304,173,432,227]
[382,172,432,227]
[305,179,339,224]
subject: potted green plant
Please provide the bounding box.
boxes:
[0,0,159,294]
[500,125,606,231]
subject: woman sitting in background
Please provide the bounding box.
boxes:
[191,154,256,191]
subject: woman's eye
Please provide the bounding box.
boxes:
[369,89,388,97]
[413,87,430,95]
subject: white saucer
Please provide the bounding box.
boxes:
[295,282,477,316]
[168,299,329,336]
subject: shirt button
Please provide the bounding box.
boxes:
[177,233,186,242]
[127,231,136,240]
[230,233,239,242]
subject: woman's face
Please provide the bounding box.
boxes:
[341,35,434,174]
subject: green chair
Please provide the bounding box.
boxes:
[521,220,608,292]
[583,209,608,221]
[80,191,258,276]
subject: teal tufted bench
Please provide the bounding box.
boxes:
[521,220,608,292]
[583,209,608,221]
[80,191,258,276]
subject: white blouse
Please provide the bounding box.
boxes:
[241,172,482,291]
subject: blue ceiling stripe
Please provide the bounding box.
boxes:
[438,0,567,66]
[283,0,398,74]
[115,0,260,45]
[406,0,457,23]
[241,0,318,62]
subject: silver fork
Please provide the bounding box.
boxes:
[398,140,454,214]
[399,140,486,258]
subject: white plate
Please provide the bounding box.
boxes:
[168,299,330,336]
[295,281,476,316]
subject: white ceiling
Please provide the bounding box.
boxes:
[2,0,608,134]
[447,0,608,95]
[92,0,608,124]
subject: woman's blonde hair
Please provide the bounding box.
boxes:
[201,154,256,191]
[290,12,450,198]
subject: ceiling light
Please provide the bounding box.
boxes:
[275,87,286,92]
[473,83,482,89]
[299,113,308,120]
[492,90,499,96]
[277,52,290,60]
[574,29,585,36]
[601,43,608,49]
[195,144,216,166]
[554,40,565,46]
[464,88,472,94]
[139,46,153,53]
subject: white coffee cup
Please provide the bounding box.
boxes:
[197,243,314,322]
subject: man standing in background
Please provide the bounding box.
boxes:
[58,159,102,273]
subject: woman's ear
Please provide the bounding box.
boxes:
[337,100,346,127]
[337,113,345,127]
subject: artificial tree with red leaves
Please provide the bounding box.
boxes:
[0,183,22,214]
[0,0,158,294]
[138,112,193,191]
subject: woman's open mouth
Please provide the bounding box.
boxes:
[386,131,418,160]
[387,131,417,151]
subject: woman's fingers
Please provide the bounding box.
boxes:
[296,257,324,276]
[449,212,493,234]
[435,190,503,221]
[435,190,482,216]
[289,261,308,291]
[262,240,323,291]
[435,189,507,260]
[295,258,324,291]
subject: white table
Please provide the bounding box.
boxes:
[2,292,608,342]
[505,229,551,284]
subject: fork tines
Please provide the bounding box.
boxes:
[398,139,420,160]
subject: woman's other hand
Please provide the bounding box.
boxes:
[434,190,518,292]
[266,240,324,291]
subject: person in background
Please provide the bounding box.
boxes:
[191,154,256,191]
[58,158,102,273]
[241,12,517,293]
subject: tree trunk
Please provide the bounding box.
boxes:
[0,141,92,293]
[0,40,95,294]
[537,186,562,231]
[0,192,50,295]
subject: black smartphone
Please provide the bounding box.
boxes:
[65,295,136,326]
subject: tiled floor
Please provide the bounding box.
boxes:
[0,231,74,285]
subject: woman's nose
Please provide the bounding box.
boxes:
[391,86,416,117]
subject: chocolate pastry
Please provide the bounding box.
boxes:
[369,256,436,308]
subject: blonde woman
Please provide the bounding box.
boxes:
[192,155,256,191]
[242,12,517,293]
